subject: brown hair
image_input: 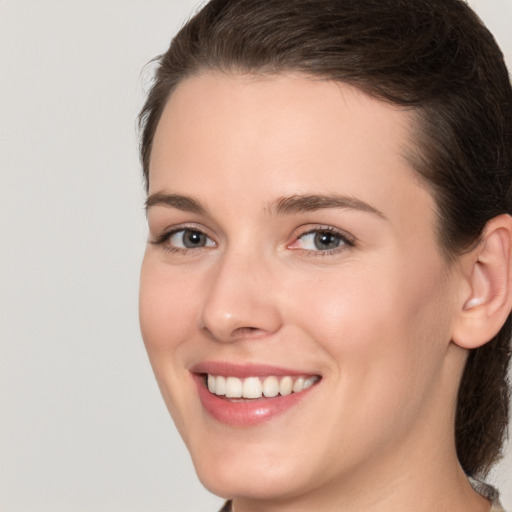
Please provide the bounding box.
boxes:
[139,0,512,476]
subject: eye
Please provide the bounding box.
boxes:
[289,228,354,252]
[168,229,216,249]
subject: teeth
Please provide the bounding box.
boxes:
[225,376,242,398]
[206,374,319,399]
[242,377,263,399]
[207,374,216,394]
[292,377,304,393]
[263,376,279,397]
[303,377,317,390]
[214,375,226,396]
[279,376,293,396]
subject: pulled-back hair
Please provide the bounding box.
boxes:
[139,0,512,477]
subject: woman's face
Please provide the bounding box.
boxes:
[140,73,464,503]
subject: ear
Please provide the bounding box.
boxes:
[451,214,512,349]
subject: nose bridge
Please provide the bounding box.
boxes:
[199,245,282,342]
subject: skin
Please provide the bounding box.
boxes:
[139,73,491,512]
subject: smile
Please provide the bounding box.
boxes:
[191,363,321,427]
[207,374,319,399]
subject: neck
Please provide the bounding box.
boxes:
[232,454,490,512]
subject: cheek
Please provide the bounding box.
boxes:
[286,256,453,398]
[139,252,198,354]
[296,251,450,339]
[282,260,454,463]
[139,253,201,433]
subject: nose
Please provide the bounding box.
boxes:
[198,251,283,343]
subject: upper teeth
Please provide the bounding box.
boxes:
[207,374,319,399]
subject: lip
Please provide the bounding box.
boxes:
[190,361,317,378]
[190,362,320,427]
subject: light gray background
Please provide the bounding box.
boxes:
[0,1,511,511]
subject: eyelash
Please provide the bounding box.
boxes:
[149,225,356,256]
[150,225,216,254]
[289,226,355,256]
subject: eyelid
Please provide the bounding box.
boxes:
[288,225,356,253]
[149,223,217,249]
[148,222,355,255]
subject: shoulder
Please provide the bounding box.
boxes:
[218,500,232,512]
[469,477,507,512]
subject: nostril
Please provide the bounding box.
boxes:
[231,326,266,339]
[201,324,267,343]
[199,286,283,343]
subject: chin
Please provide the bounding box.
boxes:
[196,465,301,502]
[190,444,313,501]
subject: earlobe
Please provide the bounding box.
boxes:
[452,214,512,350]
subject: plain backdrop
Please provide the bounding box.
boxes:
[0,1,511,511]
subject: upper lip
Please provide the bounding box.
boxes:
[190,361,320,379]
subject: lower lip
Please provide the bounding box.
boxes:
[193,374,316,427]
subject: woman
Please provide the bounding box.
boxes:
[138,1,512,510]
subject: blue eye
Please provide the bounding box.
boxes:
[168,229,215,249]
[299,231,344,250]
[290,228,354,252]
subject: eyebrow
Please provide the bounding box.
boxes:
[145,191,385,219]
[269,194,386,219]
[145,192,207,215]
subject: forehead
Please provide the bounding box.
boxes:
[150,72,419,180]
[149,72,434,233]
